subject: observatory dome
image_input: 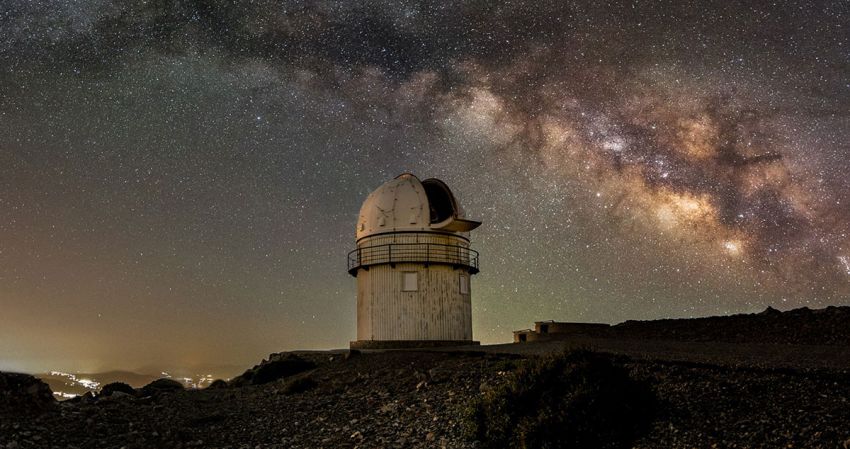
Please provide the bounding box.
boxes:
[356,173,481,241]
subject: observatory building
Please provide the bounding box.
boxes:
[347,174,481,349]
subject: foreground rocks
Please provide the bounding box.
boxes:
[1,347,850,448]
[630,361,850,448]
[0,372,55,414]
[139,378,184,397]
[98,382,136,398]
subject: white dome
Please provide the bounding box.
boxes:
[356,173,481,241]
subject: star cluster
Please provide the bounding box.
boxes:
[0,0,847,372]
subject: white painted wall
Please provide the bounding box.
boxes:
[355,232,473,341]
[357,263,472,341]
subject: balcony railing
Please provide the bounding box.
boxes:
[348,242,479,276]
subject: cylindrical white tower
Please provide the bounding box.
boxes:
[348,173,481,349]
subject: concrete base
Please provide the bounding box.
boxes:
[350,340,480,350]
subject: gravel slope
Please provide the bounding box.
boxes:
[2,344,850,448]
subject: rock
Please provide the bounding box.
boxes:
[3,348,846,448]
[99,382,136,398]
[0,372,55,413]
[139,378,184,396]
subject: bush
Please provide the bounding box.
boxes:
[465,350,655,449]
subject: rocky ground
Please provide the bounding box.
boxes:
[2,347,850,448]
[3,306,850,448]
[2,351,505,449]
[630,361,850,448]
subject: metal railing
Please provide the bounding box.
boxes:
[348,242,479,275]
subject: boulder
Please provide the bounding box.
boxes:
[98,382,136,398]
[0,372,56,413]
[139,378,184,396]
[207,379,228,389]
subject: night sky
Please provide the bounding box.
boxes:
[1,1,848,374]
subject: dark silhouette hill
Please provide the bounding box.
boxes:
[608,306,850,345]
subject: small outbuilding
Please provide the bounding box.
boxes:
[513,321,610,343]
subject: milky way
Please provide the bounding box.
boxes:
[1,1,848,372]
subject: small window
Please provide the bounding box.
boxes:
[459,274,469,294]
[402,272,418,291]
